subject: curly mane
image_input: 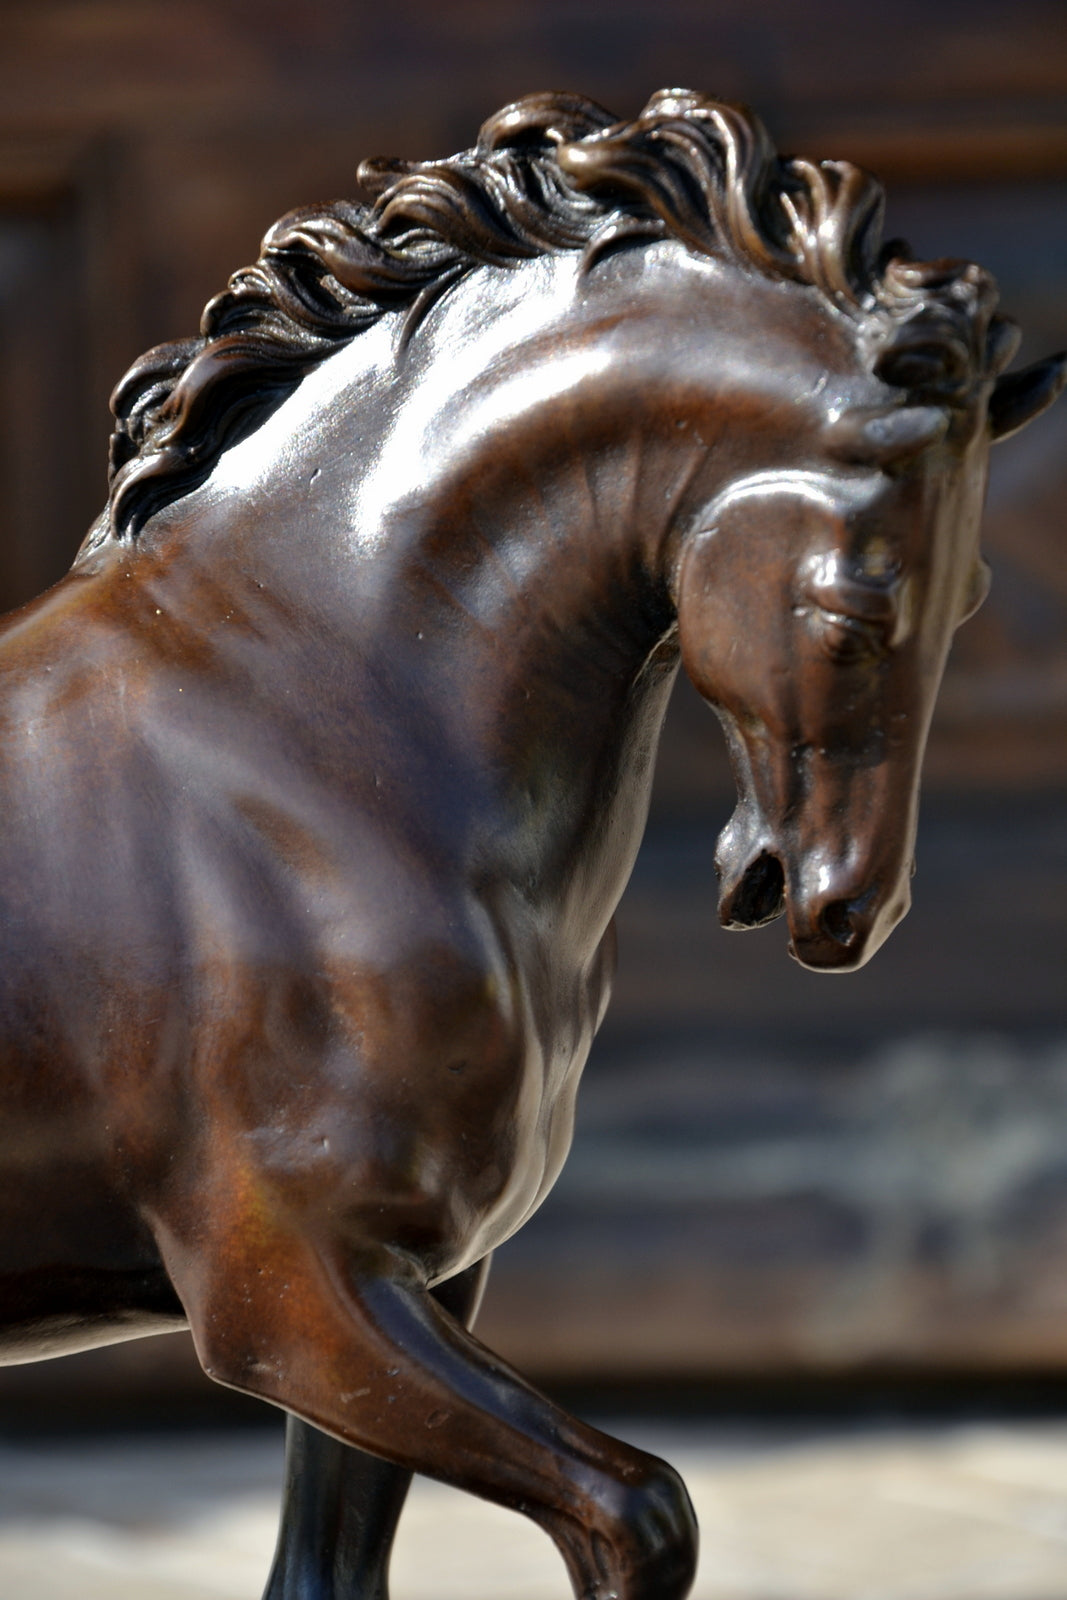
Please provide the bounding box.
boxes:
[104,88,1003,541]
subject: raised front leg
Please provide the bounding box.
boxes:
[167,1214,697,1600]
[263,1258,490,1600]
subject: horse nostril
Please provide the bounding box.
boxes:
[726,851,786,928]
[820,898,859,948]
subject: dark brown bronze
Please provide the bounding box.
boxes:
[1,90,1063,1599]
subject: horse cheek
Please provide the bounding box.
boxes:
[677,533,777,730]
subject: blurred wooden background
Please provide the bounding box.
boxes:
[0,0,1064,1412]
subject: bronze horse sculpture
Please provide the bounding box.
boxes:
[1,88,1063,1599]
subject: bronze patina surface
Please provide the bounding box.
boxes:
[0,91,1062,1600]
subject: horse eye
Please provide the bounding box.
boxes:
[810,609,887,664]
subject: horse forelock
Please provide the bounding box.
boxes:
[101,88,1002,547]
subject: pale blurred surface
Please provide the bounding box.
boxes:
[7,1420,1067,1599]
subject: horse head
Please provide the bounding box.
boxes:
[95,83,1064,983]
[677,272,1065,972]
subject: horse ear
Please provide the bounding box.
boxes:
[985,316,1021,377]
[989,354,1067,442]
[824,405,948,467]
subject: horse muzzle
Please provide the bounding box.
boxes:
[716,825,912,973]
[784,855,913,971]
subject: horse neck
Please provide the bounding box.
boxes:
[200,249,839,643]
[173,253,700,707]
[352,296,690,893]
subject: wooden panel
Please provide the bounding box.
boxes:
[0,137,146,611]
[1,0,1064,162]
[0,200,92,609]
[481,1024,1067,1376]
[477,795,1067,1377]
[0,0,1062,1394]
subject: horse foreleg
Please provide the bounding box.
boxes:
[172,1224,697,1600]
[262,1258,490,1600]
